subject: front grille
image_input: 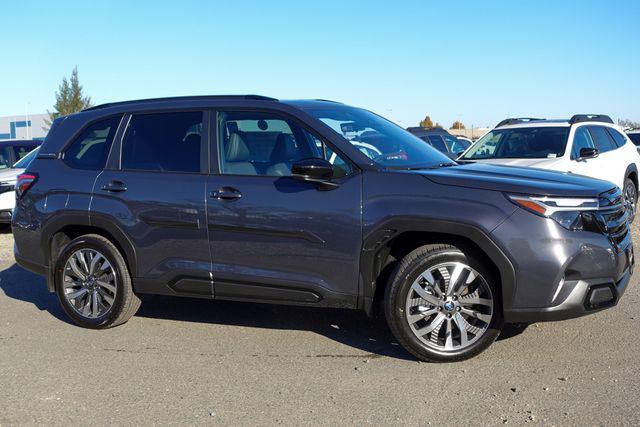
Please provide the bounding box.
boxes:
[594,187,630,249]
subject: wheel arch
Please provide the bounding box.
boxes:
[625,163,638,190]
[359,219,516,317]
[43,215,137,291]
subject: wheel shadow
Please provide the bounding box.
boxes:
[1,258,528,360]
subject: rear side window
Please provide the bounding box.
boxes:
[12,145,34,161]
[629,133,640,146]
[122,112,203,173]
[607,128,628,147]
[588,126,617,153]
[64,116,122,169]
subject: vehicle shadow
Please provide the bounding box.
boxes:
[0,260,527,360]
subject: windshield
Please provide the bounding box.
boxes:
[13,146,40,169]
[461,127,569,160]
[304,105,453,168]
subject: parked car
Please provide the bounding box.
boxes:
[627,129,640,151]
[407,127,471,159]
[458,116,640,221]
[13,97,633,362]
[0,147,40,223]
[0,139,41,170]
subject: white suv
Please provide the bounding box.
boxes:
[459,115,640,220]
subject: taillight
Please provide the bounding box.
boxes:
[16,173,38,199]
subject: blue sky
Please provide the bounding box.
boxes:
[1,0,638,128]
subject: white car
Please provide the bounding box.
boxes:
[458,115,640,220]
[0,147,40,224]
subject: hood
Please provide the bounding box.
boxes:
[466,157,564,169]
[0,167,24,184]
[417,163,614,197]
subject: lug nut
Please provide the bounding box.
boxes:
[447,313,452,318]
[456,307,461,312]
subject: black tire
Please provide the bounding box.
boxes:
[623,177,637,223]
[54,234,140,329]
[384,244,503,362]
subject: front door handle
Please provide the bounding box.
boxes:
[101,180,127,193]
[211,186,242,200]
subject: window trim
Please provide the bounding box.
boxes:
[117,110,208,175]
[209,108,359,179]
[61,114,125,171]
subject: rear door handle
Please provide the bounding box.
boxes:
[210,186,242,200]
[101,181,127,193]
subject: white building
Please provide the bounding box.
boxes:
[0,113,49,141]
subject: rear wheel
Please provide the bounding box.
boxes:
[623,177,636,223]
[55,234,140,328]
[384,244,502,362]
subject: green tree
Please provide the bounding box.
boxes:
[420,115,434,128]
[450,121,466,130]
[44,67,92,131]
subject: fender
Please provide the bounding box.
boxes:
[41,212,139,291]
[358,217,517,316]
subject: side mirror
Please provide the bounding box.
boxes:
[578,147,599,160]
[291,158,339,190]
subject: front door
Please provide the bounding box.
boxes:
[92,111,211,297]
[570,125,620,188]
[206,110,362,306]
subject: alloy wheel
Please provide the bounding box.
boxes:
[62,249,117,319]
[405,262,494,352]
[624,182,636,222]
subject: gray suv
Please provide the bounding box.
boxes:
[12,96,633,362]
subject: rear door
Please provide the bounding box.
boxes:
[205,110,362,306]
[92,111,212,297]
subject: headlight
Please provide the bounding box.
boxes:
[507,194,599,230]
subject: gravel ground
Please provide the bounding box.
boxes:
[0,223,639,426]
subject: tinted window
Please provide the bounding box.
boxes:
[628,133,640,146]
[0,148,10,170]
[13,147,39,169]
[463,127,569,160]
[122,112,203,173]
[572,127,596,159]
[12,145,34,161]
[607,128,628,147]
[218,111,352,178]
[588,126,616,153]
[426,135,447,152]
[443,135,470,154]
[64,116,122,169]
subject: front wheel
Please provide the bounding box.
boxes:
[384,244,502,362]
[623,178,637,223]
[55,234,141,328]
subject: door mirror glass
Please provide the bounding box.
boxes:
[578,147,599,160]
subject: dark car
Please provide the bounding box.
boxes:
[12,96,633,362]
[0,139,41,170]
[407,127,471,159]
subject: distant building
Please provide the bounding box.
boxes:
[448,127,491,141]
[0,114,49,141]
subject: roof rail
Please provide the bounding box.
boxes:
[569,114,613,125]
[82,95,278,112]
[495,117,545,128]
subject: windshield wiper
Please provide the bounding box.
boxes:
[409,162,457,170]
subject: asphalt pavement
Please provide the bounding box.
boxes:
[0,224,638,425]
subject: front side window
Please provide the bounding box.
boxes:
[462,127,569,160]
[302,105,452,169]
[588,126,616,153]
[64,115,122,169]
[571,127,596,159]
[217,111,352,178]
[122,112,203,173]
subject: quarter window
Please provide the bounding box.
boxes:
[122,112,203,173]
[64,116,122,170]
[588,126,617,153]
[607,128,628,148]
